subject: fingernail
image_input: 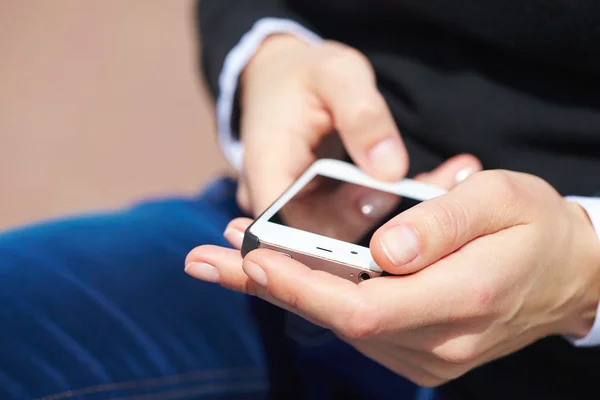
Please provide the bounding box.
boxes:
[185,262,220,283]
[368,138,405,179]
[224,227,244,249]
[243,261,268,287]
[358,191,398,221]
[455,167,476,183]
[380,225,419,266]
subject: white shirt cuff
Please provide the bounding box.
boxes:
[216,18,322,171]
[564,196,600,346]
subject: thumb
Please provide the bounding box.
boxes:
[370,154,483,275]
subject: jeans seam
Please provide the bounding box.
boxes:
[35,367,266,400]
[110,379,269,400]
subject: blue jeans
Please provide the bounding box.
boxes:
[0,179,437,400]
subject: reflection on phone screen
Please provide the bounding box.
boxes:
[268,175,422,247]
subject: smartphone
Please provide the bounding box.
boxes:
[241,159,445,283]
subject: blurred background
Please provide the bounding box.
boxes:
[0,0,228,231]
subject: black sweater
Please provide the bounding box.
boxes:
[198,1,600,398]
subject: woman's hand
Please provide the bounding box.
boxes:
[186,158,600,387]
[236,34,408,215]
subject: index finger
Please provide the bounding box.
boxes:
[243,248,372,335]
[242,127,315,216]
[243,248,451,339]
[312,45,408,181]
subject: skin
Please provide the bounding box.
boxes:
[186,160,600,387]
[186,35,600,387]
[236,34,409,215]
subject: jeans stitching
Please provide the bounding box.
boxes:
[110,379,268,400]
[35,367,266,400]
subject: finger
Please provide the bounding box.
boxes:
[370,170,533,274]
[239,239,473,337]
[365,153,481,274]
[360,223,537,333]
[185,245,282,306]
[223,218,253,249]
[241,90,330,217]
[278,155,481,258]
[242,248,368,333]
[243,130,317,217]
[185,245,331,327]
[185,245,251,292]
[311,43,408,181]
[413,154,482,190]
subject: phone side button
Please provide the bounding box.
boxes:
[275,251,292,258]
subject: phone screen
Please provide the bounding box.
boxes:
[268,175,422,247]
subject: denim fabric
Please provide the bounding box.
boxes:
[0,179,436,400]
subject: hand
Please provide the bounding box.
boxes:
[187,160,600,387]
[186,155,483,381]
[236,34,408,215]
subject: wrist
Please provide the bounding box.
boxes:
[560,201,600,339]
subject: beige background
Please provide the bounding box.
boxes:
[0,0,228,230]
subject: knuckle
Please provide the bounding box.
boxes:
[340,320,377,341]
[493,171,520,201]
[317,51,349,76]
[322,43,369,65]
[481,170,537,221]
[283,287,304,311]
[433,339,479,366]
[427,200,468,250]
[317,46,373,80]
[339,301,381,340]
[243,277,260,297]
[409,374,445,388]
[478,170,521,204]
[432,365,469,382]
[348,96,387,126]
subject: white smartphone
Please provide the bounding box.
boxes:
[241,159,446,283]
